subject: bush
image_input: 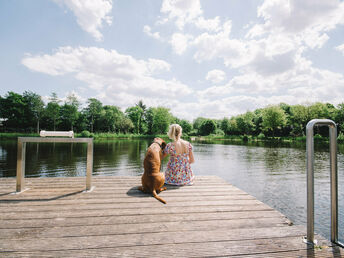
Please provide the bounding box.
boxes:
[257,133,265,139]
[199,119,216,135]
[80,130,92,137]
[337,133,344,143]
[215,128,225,136]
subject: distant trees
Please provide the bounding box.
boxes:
[1,91,344,137]
[44,93,61,131]
[261,105,287,137]
[0,92,26,131]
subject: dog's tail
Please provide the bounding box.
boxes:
[152,189,166,204]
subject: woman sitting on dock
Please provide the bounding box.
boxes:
[163,124,195,185]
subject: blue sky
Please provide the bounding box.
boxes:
[1,0,344,120]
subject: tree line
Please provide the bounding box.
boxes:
[1,91,344,137]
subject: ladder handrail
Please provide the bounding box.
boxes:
[306,119,342,247]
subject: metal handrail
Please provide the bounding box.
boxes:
[16,136,94,193]
[306,119,343,247]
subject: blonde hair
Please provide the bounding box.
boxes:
[167,124,182,141]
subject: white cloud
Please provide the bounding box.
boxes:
[336,43,344,55]
[193,21,255,69]
[205,69,226,84]
[143,25,162,40]
[160,0,202,30]
[253,0,344,48]
[53,0,112,41]
[194,16,221,32]
[22,46,193,111]
[170,33,193,55]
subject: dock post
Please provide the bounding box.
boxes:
[16,139,26,192]
[86,140,93,191]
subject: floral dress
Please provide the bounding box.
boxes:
[163,142,194,185]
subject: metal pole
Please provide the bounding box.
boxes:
[306,121,315,244]
[329,125,338,243]
[16,139,26,192]
[86,140,93,191]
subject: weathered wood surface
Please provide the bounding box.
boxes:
[0,176,342,257]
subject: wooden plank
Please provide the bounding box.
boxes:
[0,226,305,251]
[0,200,267,214]
[1,217,292,239]
[0,210,285,229]
[0,235,330,257]
[0,204,275,220]
[0,194,257,207]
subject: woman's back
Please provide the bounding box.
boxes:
[172,139,189,155]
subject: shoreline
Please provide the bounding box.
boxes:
[1,132,342,144]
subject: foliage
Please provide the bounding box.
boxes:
[261,105,287,136]
[151,107,172,134]
[85,98,102,132]
[179,119,193,135]
[2,91,344,139]
[199,119,216,136]
[236,112,255,135]
[125,106,143,134]
[193,117,206,134]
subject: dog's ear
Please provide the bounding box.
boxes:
[161,141,167,150]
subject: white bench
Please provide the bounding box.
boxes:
[40,130,74,138]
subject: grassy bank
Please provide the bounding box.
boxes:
[1,132,343,144]
[0,132,39,139]
[0,132,167,141]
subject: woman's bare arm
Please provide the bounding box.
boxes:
[189,150,195,164]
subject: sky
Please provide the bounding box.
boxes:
[1,0,344,121]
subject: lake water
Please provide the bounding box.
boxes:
[0,138,343,243]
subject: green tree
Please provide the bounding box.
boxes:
[261,105,287,137]
[151,107,172,134]
[199,119,216,135]
[101,105,123,132]
[145,107,155,135]
[86,98,103,132]
[60,94,80,131]
[23,91,45,133]
[335,103,344,134]
[136,100,146,134]
[289,104,309,136]
[193,117,206,135]
[0,92,26,131]
[125,106,143,134]
[118,116,134,133]
[252,109,263,135]
[44,93,61,131]
[236,112,255,135]
[220,117,231,135]
[179,119,193,135]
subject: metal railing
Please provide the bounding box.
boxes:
[306,119,343,247]
[16,136,94,193]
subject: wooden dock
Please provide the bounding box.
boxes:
[0,176,343,257]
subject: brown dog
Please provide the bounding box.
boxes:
[139,138,167,204]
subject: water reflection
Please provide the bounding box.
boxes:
[0,138,343,243]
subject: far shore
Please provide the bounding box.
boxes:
[1,132,343,144]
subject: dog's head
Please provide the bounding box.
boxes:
[153,137,166,151]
